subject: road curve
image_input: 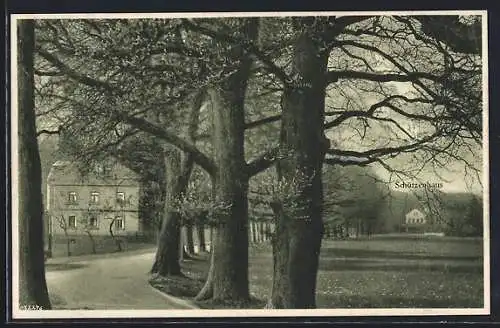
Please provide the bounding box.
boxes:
[45,251,188,310]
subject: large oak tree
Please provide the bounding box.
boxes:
[17,19,52,309]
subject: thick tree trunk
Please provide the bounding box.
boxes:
[195,19,258,302]
[186,224,195,255]
[151,147,193,276]
[266,222,271,241]
[209,226,213,251]
[269,25,329,309]
[17,20,52,309]
[182,239,195,259]
[197,222,207,253]
[179,229,185,262]
[201,87,250,301]
[150,76,203,271]
[195,248,215,301]
[154,203,181,274]
[46,214,53,258]
[138,175,166,242]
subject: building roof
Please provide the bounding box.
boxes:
[47,161,140,186]
[405,208,425,218]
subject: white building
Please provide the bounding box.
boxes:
[403,208,429,233]
[405,208,427,225]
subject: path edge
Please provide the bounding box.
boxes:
[148,284,200,310]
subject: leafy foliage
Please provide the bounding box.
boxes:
[322,165,387,235]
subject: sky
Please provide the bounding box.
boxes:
[378,81,484,195]
[324,78,485,196]
[372,156,484,195]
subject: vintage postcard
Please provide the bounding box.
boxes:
[10,10,489,320]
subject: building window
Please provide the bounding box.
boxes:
[115,216,125,230]
[68,192,77,204]
[90,192,100,204]
[89,216,99,229]
[116,192,125,204]
[68,215,76,229]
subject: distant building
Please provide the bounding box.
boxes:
[405,208,426,224]
[45,161,142,256]
[402,208,428,233]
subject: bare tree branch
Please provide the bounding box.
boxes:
[246,147,280,177]
[36,47,119,94]
[324,95,438,130]
[114,113,216,176]
[36,129,61,137]
[325,130,441,166]
[245,114,281,130]
[328,69,444,84]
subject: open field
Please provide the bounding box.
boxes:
[152,235,484,309]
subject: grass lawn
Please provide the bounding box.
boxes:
[150,235,484,309]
